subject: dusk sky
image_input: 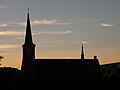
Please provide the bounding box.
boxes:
[0,0,120,69]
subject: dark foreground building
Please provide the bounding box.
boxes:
[21,10,101,81]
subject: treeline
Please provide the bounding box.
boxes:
[0,67,21,90]
[101,67,120,89]
[0,67,21,80]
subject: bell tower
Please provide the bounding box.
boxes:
[21,8,36,80]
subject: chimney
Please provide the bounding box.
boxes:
[94,56,97,59]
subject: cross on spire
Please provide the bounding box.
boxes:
[27,7,29,14]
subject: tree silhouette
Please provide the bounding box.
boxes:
[0,56,4,65]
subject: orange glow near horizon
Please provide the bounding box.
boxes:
[1,47,120,70]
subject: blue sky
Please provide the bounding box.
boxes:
[0,0,120,69]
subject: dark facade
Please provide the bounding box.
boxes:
[21,11,101,80]
[35,59,101,80]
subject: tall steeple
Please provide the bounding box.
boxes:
[81,43,85,59]
[21,8,36,80]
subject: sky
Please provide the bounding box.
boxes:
[0,0,120,69]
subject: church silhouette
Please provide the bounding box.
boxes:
[21,10,101,80]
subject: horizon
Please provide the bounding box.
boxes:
[0,0,120,69]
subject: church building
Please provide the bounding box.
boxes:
[21,10,101,80]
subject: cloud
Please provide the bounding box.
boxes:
[0,30,72,37]
[73,41,88,44]
[101,23,113,27]
[15,19,71,26]
[0,45,19,49]
[12,22,26,26]
[36,31,72,35]
[82,41,88,44]
[0,31,23,36]
[33,19,71,25]
[33,19,57,25]
[0,24,8,27]
[0,6,8,9]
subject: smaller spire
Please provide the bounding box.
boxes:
[81,43,85,59]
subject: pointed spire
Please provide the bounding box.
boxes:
[81,43,85,59]
[25,8,33,44]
